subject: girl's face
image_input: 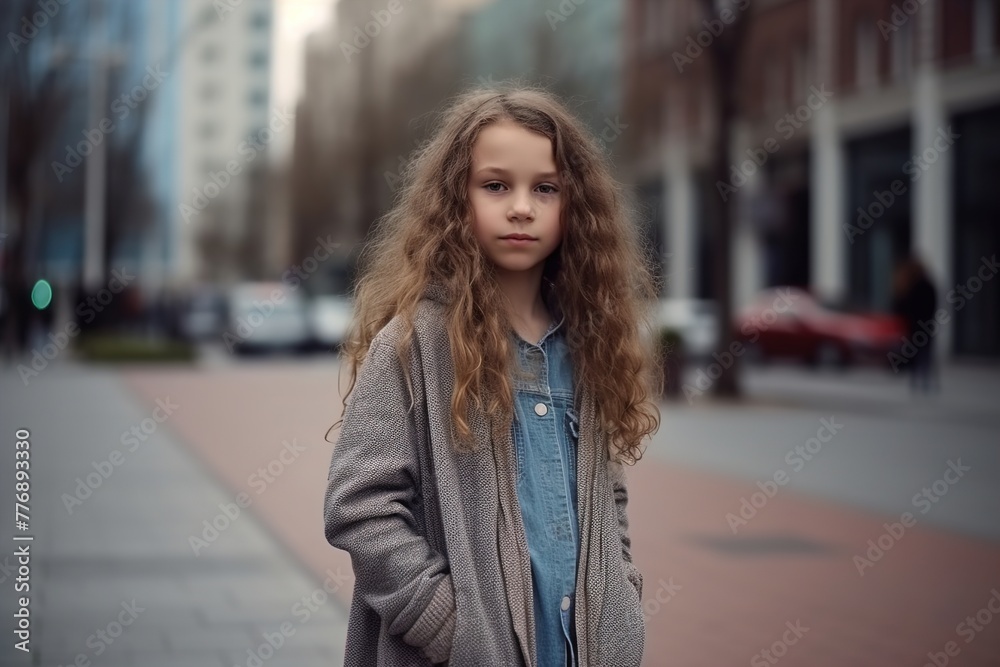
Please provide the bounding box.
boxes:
[467,120,563,278]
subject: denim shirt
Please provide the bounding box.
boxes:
[510,314,581,667]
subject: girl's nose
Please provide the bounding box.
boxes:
[509,190,534,220]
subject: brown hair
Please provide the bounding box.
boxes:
[332,84,663,465]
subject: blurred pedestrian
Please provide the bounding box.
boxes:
[891,256,939,393]
[322,87,657,667]
[1,237,29,363]
[1,277,31,363]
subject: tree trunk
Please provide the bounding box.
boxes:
[701,0,749,399]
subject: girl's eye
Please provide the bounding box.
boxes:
[537,184,559,195]
[484,182,505,192]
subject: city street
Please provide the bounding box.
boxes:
[1,354,998,665]
[4,0,999,665]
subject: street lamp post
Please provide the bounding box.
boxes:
[82,47,116,292]
[79,2,214,295]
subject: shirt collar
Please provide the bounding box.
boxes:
[511,277,565,346]
[513,309,565,348]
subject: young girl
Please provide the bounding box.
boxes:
[323,86,663,667]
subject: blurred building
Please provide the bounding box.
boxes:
[460,0,625,161]
[0,0,177,334]
[292,0,474,294]
[173,0,276,286]
[27,0,163,286]
[292,0,627,295]
[4,0,279,330]
[625,0,1000,358]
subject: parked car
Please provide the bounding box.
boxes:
[657,298,720,359]
[225,282,310,355]
[733,287,906,368]
[308,294,353,351]
[180,286,226,341]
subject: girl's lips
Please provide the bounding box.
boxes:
[500,235,537,240]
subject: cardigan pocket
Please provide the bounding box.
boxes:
[595,550,645,667]
[593,470,645,667]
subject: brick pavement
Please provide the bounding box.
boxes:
[124,360,1000,666]
[625,461,1000,666]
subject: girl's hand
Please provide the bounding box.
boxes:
[323,334,456,657]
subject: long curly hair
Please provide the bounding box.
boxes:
[332,85,663,465]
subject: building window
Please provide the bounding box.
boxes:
[663,0,676,47]
[643,0,659,53]
[248,89,268,106]
[246,127,267,145]
[891,20,913,82]
[764,56,785,116]
[665,93,679,137]
[791,44,810,102]
[201,42,220,63]
[855,19,878,90]
[649,95,662,141]
[248,50,268,69]
[199,82,221,101]
[249,11,269,30]
[198,121,218,141]
[699,80,712,138]
[974,0,998,61]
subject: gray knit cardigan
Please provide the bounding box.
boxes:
[322,283,645,666]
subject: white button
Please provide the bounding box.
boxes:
[534,402,548,416]
[561,596,571,611]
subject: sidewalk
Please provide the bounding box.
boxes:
[118,356,1000,666]
[0,362,348,667]
[625,457,1000,666]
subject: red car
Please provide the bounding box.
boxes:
[734,287,907,368]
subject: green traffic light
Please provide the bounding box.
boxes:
[31,280,52,310]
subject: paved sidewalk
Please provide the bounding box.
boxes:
[0,362,348,667]
[626,458,1000,666]
[119,357,1000,666]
